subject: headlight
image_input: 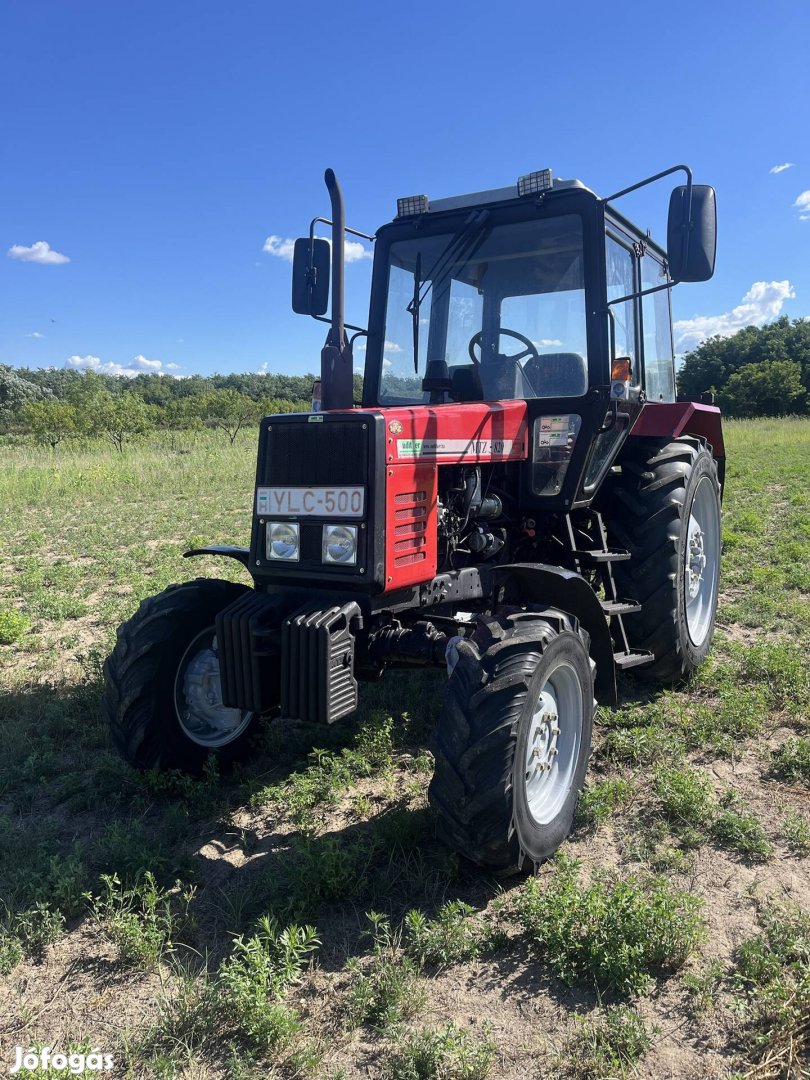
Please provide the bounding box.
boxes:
[266,521,300,561]
[322,524,358,565]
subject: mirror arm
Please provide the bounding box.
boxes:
[310,313,368,334]
[607,279,675,308]
[604,163,692,204]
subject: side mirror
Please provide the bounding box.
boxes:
[667,185,717,283]
[291,237,330,316]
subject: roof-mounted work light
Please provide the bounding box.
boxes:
[517,169,553,197]
[396,194,429,217]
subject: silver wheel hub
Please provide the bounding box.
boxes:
[174,630,253,748]
[686,520,706,600]
[683,474,721,647]
[522,663,583,826]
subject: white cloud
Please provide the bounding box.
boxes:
[165,362,180,371]
[674,280,795,352]
[130,354,162,371]
[262,234,372,263]
[532,338,562,348]
[770,163,795,174]
[258,361,269,374]
[8,240,70,265]
[382,358,392,370]
[263,235,296,261]
[26,331,45,339]
[66,353,174,377]
[793,190,810,221]
[344,239,372,263]
[355,339,400,355]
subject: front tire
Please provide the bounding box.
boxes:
[603,437,722,683]
[428,610,595,875]
[103,578,261,773]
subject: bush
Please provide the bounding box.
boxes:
[0,609,29,645]
[516,855,704,995]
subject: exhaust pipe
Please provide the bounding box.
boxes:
[321,168,354,411]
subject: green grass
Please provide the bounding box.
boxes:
[771,736,810,785]
[575,777,636,829]
[733,906,810,1073]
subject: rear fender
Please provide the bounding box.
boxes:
[630,401,725,489]
[493,563,616,706]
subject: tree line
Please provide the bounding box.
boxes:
[2,315,807,449]
[676,316,809,417]
[0,367,364,451]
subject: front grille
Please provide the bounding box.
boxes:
[251,413,385,591]
[263,420,369,485]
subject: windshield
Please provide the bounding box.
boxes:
[378,215,588,404]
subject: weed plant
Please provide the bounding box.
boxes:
[404,900,505,970]
[565,1005,652,1079]
[385,1023,497,1080]
[345,912,426,1030]
[517,854,704,995]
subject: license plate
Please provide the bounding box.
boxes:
[256,486,365,518]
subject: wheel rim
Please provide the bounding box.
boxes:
[174,627,253,748]
[523,661,583,826]
[684,475,721,647]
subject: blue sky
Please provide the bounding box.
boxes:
[2,0,808,379]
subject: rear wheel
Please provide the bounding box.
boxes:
[103,578,262,773]
[603,437,722,682]
[428,610,595,875]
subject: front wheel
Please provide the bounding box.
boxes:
[429,610,595,875]
[103,578,262,773]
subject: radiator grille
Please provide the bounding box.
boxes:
[262,420,368,485]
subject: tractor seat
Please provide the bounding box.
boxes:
[523,352,588,398]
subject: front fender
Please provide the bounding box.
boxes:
[183,546,251,568]
[493,562,617,706]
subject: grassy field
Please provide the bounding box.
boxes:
[1,418,809,1079]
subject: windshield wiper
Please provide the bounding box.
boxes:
[406,209,490,375]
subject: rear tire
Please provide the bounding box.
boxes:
[428,610,595,875]
[603,437,722,682]
[103,578,262,773]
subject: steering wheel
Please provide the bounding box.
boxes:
[468,328,540,366]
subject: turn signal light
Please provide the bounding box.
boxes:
[611,357,632,382]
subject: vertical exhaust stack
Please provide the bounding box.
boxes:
[321,168,354,411]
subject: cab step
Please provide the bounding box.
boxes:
[613,649,654,670]
[575,548,631,564]
[601,599,642,616]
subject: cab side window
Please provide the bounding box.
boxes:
[606,235,637,376]
[641,253,675,402]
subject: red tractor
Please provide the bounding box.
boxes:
[104,165,722,873]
